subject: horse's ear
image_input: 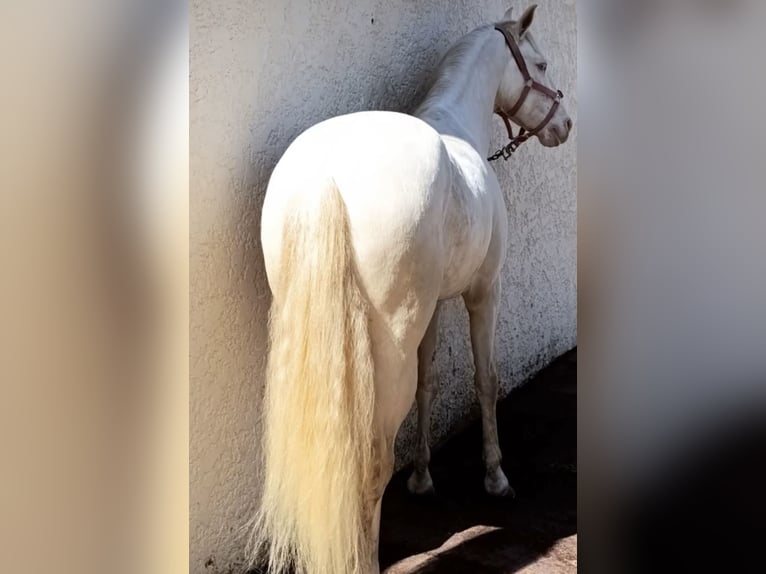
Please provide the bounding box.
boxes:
[518,4,537,38]
[502,7,513,21]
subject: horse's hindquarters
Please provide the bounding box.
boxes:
[260,110,452,573]
[263,110,451,378]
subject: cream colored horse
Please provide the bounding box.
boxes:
[251,5,572,574]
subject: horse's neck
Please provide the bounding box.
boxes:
[415,27,508,155]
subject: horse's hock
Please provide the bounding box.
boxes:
[191,1,576,572]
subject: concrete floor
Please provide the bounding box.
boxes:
[379,350,577,574]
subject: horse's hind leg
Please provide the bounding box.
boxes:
[464,281,514,497]
[367,304,433,572]
[369,433,396,574]
[407,303,441,495]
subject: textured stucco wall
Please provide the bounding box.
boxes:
[191,1,576,572]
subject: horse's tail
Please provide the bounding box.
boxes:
[248,180,376,574]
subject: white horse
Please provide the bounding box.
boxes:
[251,5,572,574]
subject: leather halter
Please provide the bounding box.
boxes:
[488,26,565,161]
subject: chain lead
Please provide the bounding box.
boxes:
[488,138,523,162]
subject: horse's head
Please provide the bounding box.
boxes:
[494,5,572,147]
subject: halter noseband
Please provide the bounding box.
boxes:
[488,25,564,162]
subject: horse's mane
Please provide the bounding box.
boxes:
[415,20,542,117]
[415,25,494,114]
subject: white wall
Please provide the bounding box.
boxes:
[191,1,576,571]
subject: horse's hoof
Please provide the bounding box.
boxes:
[484,469,515,498]
[407,469,435,496]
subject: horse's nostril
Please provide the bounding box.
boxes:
[565,118,573,131]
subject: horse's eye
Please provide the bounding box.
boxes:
[537,62,548,73]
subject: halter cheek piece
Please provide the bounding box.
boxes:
[488,26,565,162]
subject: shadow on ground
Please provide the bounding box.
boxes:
[380,349,577,574]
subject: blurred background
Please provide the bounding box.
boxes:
[0,1,187,574]
[579,0,766,571]
[1,0,765,573]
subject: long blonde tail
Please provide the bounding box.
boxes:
[249,181,376,574]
